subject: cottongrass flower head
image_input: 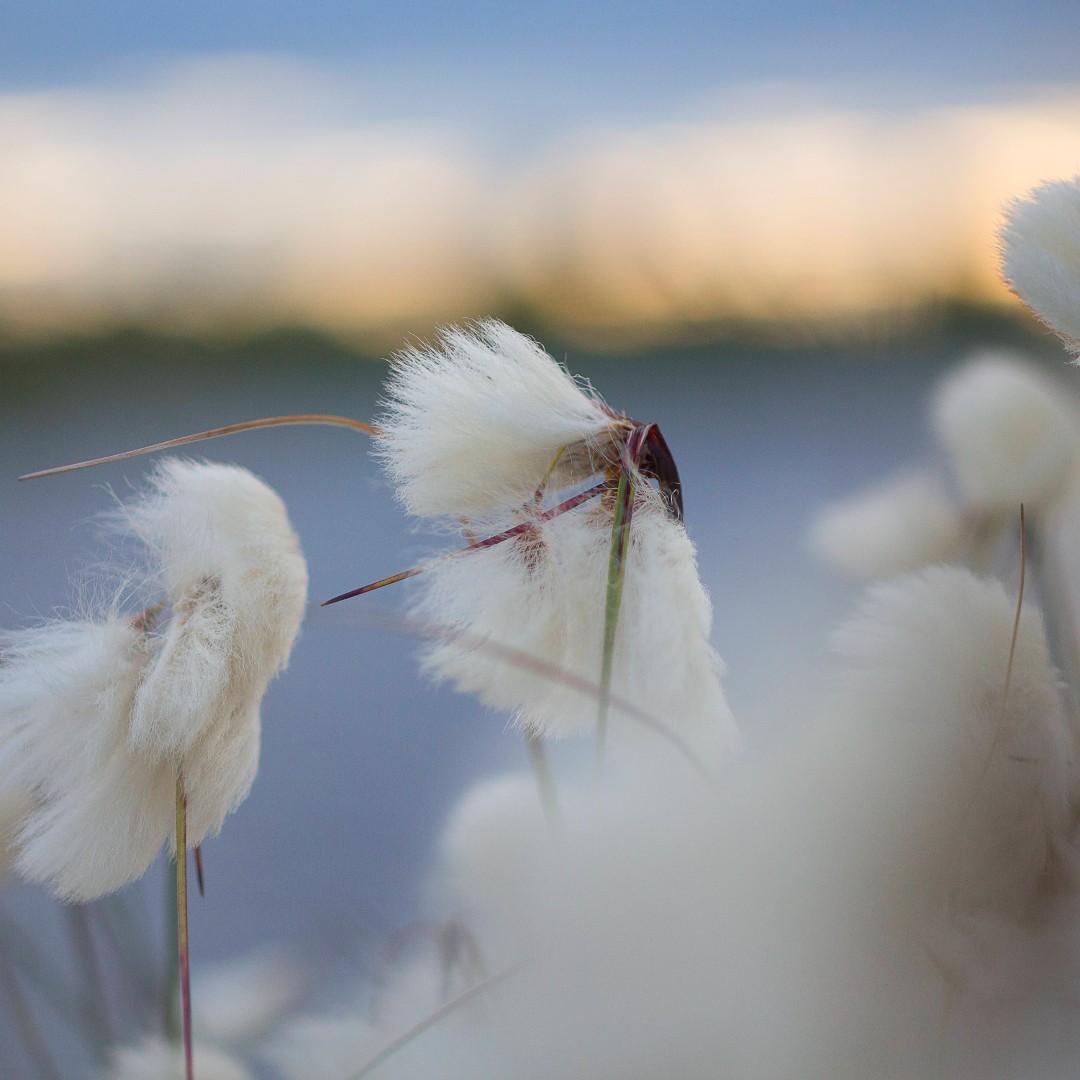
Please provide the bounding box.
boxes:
[932,352,1079,518]
[371,320,731,759]
[375,320,618,519]
[0,458,308,900]
[809,470,964,580]
[1000,176,1080,354]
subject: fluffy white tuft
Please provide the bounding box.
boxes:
[375,320,614,519]
[829,565,1077,931]
[107,1037,252,1080]
[0,618,174,900]
[809,470,965,579]
[418,492,739,760]
[932,352,1079,516]
[0,459,308,900]
[1000,176,1080,354]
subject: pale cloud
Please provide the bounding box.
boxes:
[2,59,1080,346]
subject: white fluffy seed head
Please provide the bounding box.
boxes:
[1000,176,1080,354]
[375,320,615,519]
[107,1037,252,1080]
[123,459,309,759]
[809,470,965,580]
[932,352,1079,516]
[0,617,174,900]
[0,459,308,900]
[418,490,738,761]
[829,565,1076,930]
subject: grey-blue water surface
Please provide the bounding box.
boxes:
[0,320,1066,1071]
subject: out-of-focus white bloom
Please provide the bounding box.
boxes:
[932,353,1079,517]
[375,320,615,519]
[420,492,738,758]
[809,470,965,579]
[1000,176,1080,354]
[437,772,550,924]
[829,565,1076,931]
[106,1036,252,1080]
[193,948,309,1045]
[268,1013,384,1080]
[0,459,308,900]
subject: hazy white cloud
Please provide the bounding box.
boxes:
[2,59,1080,346]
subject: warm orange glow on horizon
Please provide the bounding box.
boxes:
[2,65,1079,348]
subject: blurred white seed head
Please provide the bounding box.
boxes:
[268,1013,384,1080]
[375,320,615,518]
[809,470,965,580]
[1000,176,1080,354]
[437,772,551,922]
[829,565,1076,931]
[106,1036,252,1080]
[932,353,1079,517]
[419,491,738,759]
[193,948,309,1045]
[0,459,308,900]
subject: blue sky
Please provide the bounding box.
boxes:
[7,1,1080,122]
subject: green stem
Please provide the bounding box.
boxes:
[175,777,193,1080]
[164,858,179,1043]
[597,466,637,771]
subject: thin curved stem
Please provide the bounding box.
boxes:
[19,414,380,481]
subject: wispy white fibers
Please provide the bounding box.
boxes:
[0,459,307,900]
[419,491,739,758]
[107,1036,252,1080]
[376,320,614,518]
[829,566,1076,934]
[809,470,964,580]
[1000,176,1080,354]
[932,353,1080,517]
